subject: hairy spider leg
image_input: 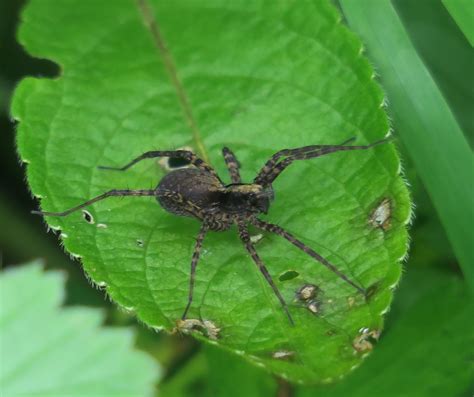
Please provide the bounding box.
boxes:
[31,187,199,218]
[254,137,355,184]
[31,189,158,217]
[255,137,391,186]
[238,221,295,325]
[98,149,220,180]
[255,137,356,182]
[251,218,366,295]
[222,147,242,184]
[182,223,209,320]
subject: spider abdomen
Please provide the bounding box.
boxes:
[157,168,223,219]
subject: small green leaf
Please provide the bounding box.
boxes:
[13,0,410,383]
[0,262,159,396]
[442,0,474,46]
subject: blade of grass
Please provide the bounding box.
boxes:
[340,0,474,292]
[442,0,474,46]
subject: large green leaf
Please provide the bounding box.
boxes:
[13,0,410,383]
[0,262,159,396]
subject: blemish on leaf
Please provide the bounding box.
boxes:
[175,318,221,340]
[272,350,295,360]
[250,233,263,244]
[97,223,107,228]
[295,283,319,301]
[202,320,220,340]
[136,239,144,247]
[347,296,356,308]
[82,210,94,224]
[307,299,322,315]
[353,328,381,353]
[278,270,300,282]
[369,198,391,230]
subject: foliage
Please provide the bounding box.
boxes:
[340,0,474,290]
[0,262,159,396]
[159,268,474,397]
[442,0,474,46]
[299,268,474,397]
[12,0,410,383]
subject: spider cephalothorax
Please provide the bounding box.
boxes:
[33,137,390,325]
[156,168,273,230]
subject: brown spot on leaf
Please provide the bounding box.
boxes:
[175,318,221,340]
[353,328,381,352]
[295,283,319,301]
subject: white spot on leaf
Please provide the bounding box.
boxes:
[369,198,391,230]
[175,318,220,340]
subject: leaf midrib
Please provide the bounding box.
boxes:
[135,0,208,162]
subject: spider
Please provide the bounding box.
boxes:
[33,136,390,325]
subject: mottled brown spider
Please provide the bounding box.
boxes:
[33,137,390,325]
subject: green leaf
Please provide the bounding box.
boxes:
[0,262,159,396]
[297,268,474,397]
[340,0,474,292]
[442,0,474,46]
[13,0,410,383]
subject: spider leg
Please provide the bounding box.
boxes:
[238,221,294,325]
[222,147,242,183]
[255,137,391,186]
[251,218,366,296]
[31,189,157,217]
[182,223,208,320]
[98,149,219,179]
[254,137,356,184]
